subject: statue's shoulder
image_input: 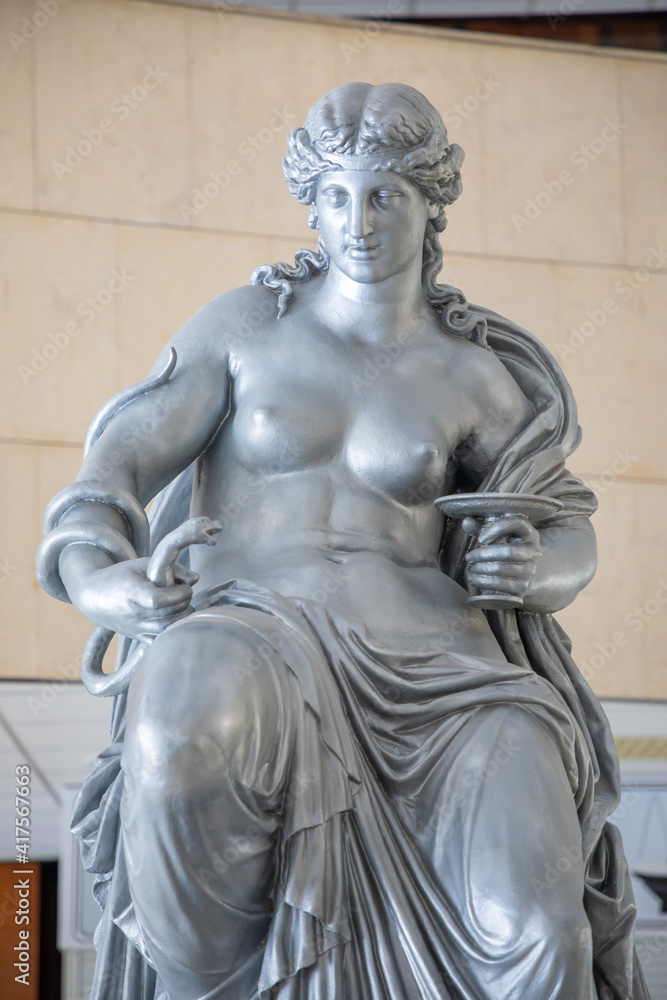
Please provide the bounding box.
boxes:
[176,284,279,357]
[195,283,278,329]
[431,320,534,422]
[435,323,513,382]
[463,301,577,421]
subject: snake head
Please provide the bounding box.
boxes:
[190,517,224,546]
[147,517,223,587]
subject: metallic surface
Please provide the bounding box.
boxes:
[79,517,222,698]
[83,348,177,457]
[36,520,137,604]
[39,83,647,998]
[434,493,564,608]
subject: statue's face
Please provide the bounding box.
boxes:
[315,168,431,285]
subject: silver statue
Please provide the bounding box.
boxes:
[38,83,648,999]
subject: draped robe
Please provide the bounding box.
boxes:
[70,306,648,1000]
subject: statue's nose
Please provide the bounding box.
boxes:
[348,196,373,239]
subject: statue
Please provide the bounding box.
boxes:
[37,83,648,999]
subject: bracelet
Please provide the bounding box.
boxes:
[36,522,137,604]
[43,481,150,558]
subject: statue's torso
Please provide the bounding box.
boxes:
[187,289,507,660]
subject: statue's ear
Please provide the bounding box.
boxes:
[427,201,440,220]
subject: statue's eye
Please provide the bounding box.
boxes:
[324,189,347,207]
[373,191,401,207]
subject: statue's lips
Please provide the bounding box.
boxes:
[345,243,381,259]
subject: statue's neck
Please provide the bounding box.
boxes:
[313,262,429,343]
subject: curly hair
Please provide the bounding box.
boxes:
[251,82,487,347]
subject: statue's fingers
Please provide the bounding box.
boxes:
[139,604,194,634]
[477,517,538,547]
[466,573,526,595]
[462,516,484,537]
[467,561,533,579]
[466,544,537,564]
[147,603,192,622]
[133,583,192,613]
[153,584,193,610]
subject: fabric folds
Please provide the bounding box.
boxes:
[70,306,647,999]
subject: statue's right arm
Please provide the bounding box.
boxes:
[56,288,252,639]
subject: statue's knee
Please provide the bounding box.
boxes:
[496,840,589,953]
[478,890,591,959]
[124,618,290,794]
[530,903,593,967]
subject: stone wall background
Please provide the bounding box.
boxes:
[2,0,666,698]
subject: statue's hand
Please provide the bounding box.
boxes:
[67,556,196,641]
[463,515,542,601]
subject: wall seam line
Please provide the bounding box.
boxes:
[0,206,664,276]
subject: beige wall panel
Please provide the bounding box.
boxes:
[115,223,317,380]
[1,212,118,443]
[554,265,667,481]
[0,444,90,679]
[2,445,38,676]
[479,42,625,265]
[557,482,667,700]
[35,0,190,222]
[618,57,667,265]
[0,0,34,210]
[187,10,338,238]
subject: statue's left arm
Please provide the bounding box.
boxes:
[454,346,597,614]
[465,513,597,614]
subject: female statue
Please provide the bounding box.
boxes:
[37,83,647,999]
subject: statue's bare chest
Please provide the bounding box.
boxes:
[227,331,463,504]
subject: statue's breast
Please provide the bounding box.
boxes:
[230,352,453,504]
[233,385,347,473]
[345,406,448,506]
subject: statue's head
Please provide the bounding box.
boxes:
[255,84,483,345]
[283,82,464,236]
